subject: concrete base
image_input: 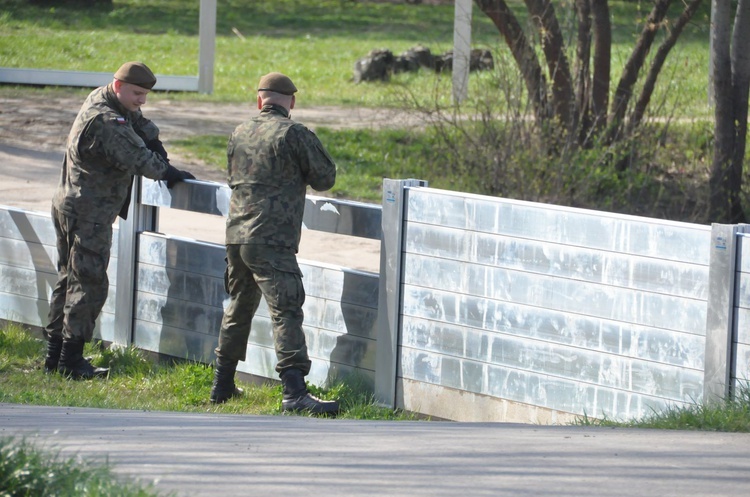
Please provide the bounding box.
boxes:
[398,378,580,424]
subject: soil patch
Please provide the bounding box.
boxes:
[0,90,403,272]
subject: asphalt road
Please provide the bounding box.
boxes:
[3,403,750,497]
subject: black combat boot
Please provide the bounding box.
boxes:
[209,357,244,404]
[57,339,109,380]
[281,368,339,416]
[43,334,63,374]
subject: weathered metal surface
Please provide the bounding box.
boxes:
[133,232,378,383]
[0,207,118,338]
[400,314,703,400]
[400,301,705,369]
[397,188,711,419]
[402,253,706,335]
[399,348,695,420]
[0,208,55,245]
[5,177,744,423]
[141,179,382,240]
[405,223,708,300]
[405,189,710,263]
[0,238,57,274]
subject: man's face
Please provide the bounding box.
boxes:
[114,80,150,112]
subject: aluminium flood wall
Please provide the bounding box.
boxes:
[394,187,711,422]
[3,178,749,423]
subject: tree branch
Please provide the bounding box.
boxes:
[609,0,671,145]
[631,0,704,129]
[474,0,549,121]
[524,0,575,127]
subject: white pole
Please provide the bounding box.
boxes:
[452,0,473,104]
[198,0,217,94]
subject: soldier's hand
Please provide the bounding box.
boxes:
[163,165,196,189]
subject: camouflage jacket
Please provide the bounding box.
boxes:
[53,84,170,225]
[226,104,336,250]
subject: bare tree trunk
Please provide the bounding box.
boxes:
[590,0,611,138]
[710,0,747,222]
[574,0,592,144]
[609,0,671,149]
[524,0,575,129]
[631,0,704,129]
[729,1,750,222]
[474,0,549,121]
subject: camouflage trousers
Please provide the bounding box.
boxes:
[45,207,112,343]
[215,244,311,376]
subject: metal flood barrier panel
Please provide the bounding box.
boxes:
[5,177,750,423]
[392,187,711,422]
[131,179,381,390]
[0,207,119,342]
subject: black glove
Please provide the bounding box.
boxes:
[162,164,196,189]
[147,139,169,162]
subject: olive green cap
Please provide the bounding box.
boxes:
[114,61,157,90]
[257,72,297,95]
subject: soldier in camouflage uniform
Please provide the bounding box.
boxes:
[43,61,195,380]
[210,72,339,415]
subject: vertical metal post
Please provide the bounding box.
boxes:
[113,178,157,347]
[452,0,473,104]
[198,0,217,94]
[375,178,427,407]
[704,223,748,402]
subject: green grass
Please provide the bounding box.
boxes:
[0,0,712,114]
[575,385,750,432]
[5,321,750,431]
[172,127,438,202]
[0,436,168,497]
[0,323,417,420]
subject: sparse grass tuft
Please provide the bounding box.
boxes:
[0,436,169,497]
[574,383,750,432]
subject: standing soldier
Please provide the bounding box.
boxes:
[43,61,195,379]
[210,72,339,415]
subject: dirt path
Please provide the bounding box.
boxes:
[0,91,409,272]
[0,92,422,176]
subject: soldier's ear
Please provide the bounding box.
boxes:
[290,95,295,110]
[257,95,262,110]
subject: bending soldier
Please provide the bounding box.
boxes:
[43,61,195,379]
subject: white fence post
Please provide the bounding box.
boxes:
[198,0,217,94]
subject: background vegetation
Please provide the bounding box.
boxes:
[0,0,725,217]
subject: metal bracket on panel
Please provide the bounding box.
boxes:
[704,223,750,403]
[374,178,427,407]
